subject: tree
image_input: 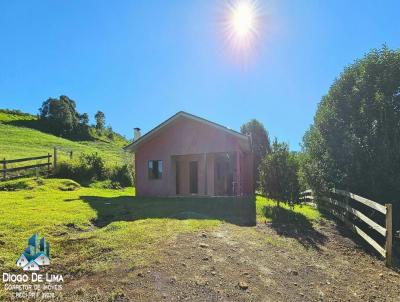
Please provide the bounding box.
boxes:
[95,111,105,133]
[38,95,91,140]
[80,113,89,126]
[301,46,400,217]
[259,139,300,207]
[240,119,271,189]
[39,95,80,136]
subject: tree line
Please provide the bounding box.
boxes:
[243,46,400,225]
[38,95,113,140]
[301,46,400,230]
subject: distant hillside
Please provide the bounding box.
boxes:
[0,109,129,146]
[0,109,36,122]
[0,109,131,166]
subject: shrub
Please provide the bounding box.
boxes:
[55,161,78,180]
[110,163,134,187]
[55,152,106,182]
[54,152,134,187]
[79,153,107,180]
[259,139,300,207]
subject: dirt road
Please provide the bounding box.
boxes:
[62,219,400,302]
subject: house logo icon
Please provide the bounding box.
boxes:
[16,233,50,271]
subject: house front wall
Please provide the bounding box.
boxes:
[35,254,50,266]
[171,153,218,196]
[134,117,253,197]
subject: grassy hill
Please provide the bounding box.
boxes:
[0,110,131,166]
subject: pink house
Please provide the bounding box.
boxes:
[124,112,254,197]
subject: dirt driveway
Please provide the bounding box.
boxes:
[63,219,400,302]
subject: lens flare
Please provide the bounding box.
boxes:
[231,2,255,37]
[220,0,262,62]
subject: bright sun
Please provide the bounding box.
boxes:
[231,2,255,37]
[222,0,262,60]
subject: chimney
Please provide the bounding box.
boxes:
[134,128,141,141]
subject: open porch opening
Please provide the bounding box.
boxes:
[171,150,252,197]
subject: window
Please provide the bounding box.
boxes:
[148,160,163,179]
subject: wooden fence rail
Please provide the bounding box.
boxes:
[300,189,393,267]
[1,154,52,181]
[52,147,74,171]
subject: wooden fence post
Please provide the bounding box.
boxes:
[385,204,393,267]
[344,192,350,221]
[47,153,51,173]
[2,158,6,180]
[70,151,73,160]
[53,147,58,171]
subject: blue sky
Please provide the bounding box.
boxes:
[0,1,399,150]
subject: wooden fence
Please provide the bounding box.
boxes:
[1,154,52,181]
[52,147,74,170]
[0,147,75,181]
[300,189,393,267]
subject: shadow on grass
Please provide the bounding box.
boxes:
[319,209,400,269]
[76,195,256,227]
[263,205,327,250]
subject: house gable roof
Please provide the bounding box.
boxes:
[16,253,28,264]
[123,111,251,152]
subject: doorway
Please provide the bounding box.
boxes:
[214,153,234,195]
[189,161,198,194]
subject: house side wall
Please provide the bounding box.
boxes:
[135,117,251,197]
[241,152,254,195]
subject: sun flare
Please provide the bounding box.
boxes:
[231,2,255,37]
[221,0,262,60]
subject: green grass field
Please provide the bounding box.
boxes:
[0,111,130,165]
[0,178,221,276]
[256,195,321,223]
[0,178,319,270]
[0,177,320,299]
